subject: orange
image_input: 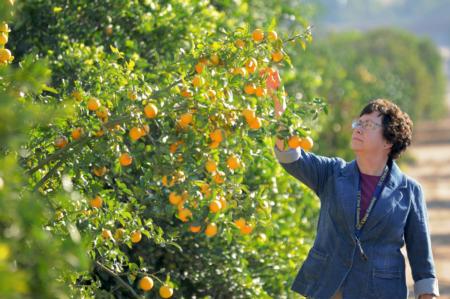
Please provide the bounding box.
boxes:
[178,112,193,129]
[207,89,216,100]
[139,276,154,291]
[102,229,112,240]
[90,196,103,208]
[0,33,8,46]
[162,175,176,187]
[235,39,245,49]
[268,30,278,42]
[199,57,209,65]
[209,129,223,143]
[242,108,256,122]
[129,127,143,141]
[169,192,182,205]
[200,183,211,196]
[162,175,169,187]
[0,48,11,63]
[71,90,83,101]
[169,141,180,154]
[227,155,241,170]
[181,190,189,200]
[245,58,257,74]
[54,136,68,148]
[95,130,105,137]
[95,106,109,120]
[233,67,247,77]
[252,29,264,42]
[205,159,217,173]
[0,23,9,33]
[288,136,302,149]
[105,25,113,36]
[209,200,222,213]
[205,223,218,237]
[189,225,201,233]
[209,141,220,149]
[159,285,174,298]
[87,97,101,111]
[127,90,138,100]
[244,84,256,95]
[71,127,83,140]
[300,136,314,151]
[248,117,262,130]
[93,166,107,177]
[141,124,150,135]
[217,195,227,209]
[240,225,253,235]
[131,230,142,243]
[195,63,204,74]
[213,171,225,184]
[272,51,284,62]
[177,199,186,211]
[210,54,220,65]
[180,88,193,98]
[192,75,205,88]
[114,228,125,240]
[119,153,133,166]
[234,218,246,229]
[255,86,266,97]
[144,103,158,118]
[178,208,192,222]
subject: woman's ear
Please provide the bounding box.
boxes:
[384,142,393,150]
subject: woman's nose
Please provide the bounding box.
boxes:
[354,127,363,135]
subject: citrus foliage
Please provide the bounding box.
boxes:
[3,1,324,298]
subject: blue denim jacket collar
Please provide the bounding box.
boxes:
[338,159,408,239]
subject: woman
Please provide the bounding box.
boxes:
[272,93,439,299]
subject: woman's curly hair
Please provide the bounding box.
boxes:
[360,99,413,160]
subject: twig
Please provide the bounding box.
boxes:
[94,260,141,299]
[32,159,64,193]
[283,25,313,44]
[27,116,129,175]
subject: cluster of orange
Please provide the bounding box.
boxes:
[55,90,159,169]
[137,275,174,298]
[0,22,13,65]
[160,29,291,237]
[288,135,314,151]
[179,29,284,132]
[89,196,143,243]
[88,195,176,296]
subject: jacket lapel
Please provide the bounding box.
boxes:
[337,160,406,239]
[359,161,406,238]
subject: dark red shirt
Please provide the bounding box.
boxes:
[359,173,381,221]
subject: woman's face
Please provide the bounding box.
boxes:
[351,111,390,155]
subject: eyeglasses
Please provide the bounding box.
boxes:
[351,119,382,131]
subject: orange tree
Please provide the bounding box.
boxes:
[6,1,327,298]
[1,2,89,298]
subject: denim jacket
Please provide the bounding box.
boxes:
[274,145,439,299]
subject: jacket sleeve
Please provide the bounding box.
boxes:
[273,144,340,196]
[404,183,439,298]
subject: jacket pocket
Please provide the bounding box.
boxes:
[302,247,329,279]
[372,268,405,299]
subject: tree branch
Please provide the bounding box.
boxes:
[94,260,141,299]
